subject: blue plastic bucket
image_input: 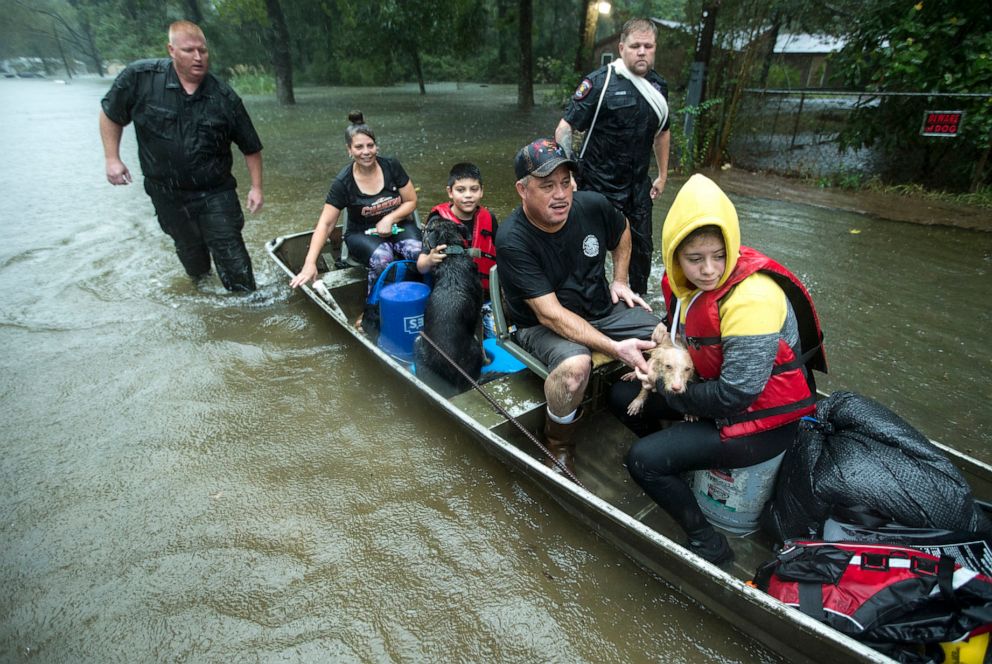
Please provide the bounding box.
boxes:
[378,281,430,362]
[690,452,785,535]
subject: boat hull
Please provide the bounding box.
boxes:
[268,230,992,664]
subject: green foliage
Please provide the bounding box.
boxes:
[537,57,581,107]
[765,63,802,89]
[335,57,391,87]
[226,63,275,95]
[671,97,723,173]
[419,52,489,83]
[812,170,875,190]
[882,183,992,209]
[832,0,992,190]
[809,173,992,209]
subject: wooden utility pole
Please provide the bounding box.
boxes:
[683,0,721,160]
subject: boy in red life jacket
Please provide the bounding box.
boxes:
[416,162,498,291]
[608,174,826,565]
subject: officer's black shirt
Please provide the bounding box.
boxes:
[563,66,669,204]
[495,191,626,329]
[101,59,263,195]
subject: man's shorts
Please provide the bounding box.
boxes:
[516,302,661,371]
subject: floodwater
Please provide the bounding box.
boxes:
[1,78,989,663]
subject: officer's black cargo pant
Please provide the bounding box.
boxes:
[150,188,256,292]
[617,182,654,296]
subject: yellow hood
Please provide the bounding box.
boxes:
[661,174,741,300]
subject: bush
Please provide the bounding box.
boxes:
[537,57,581,108]
[226,64,275,95]
[336,58,391,86]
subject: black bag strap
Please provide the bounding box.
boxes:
[798,582,825,621]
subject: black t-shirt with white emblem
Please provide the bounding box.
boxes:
[495,191,626,328]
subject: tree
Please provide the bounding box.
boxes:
[3,0,107,76]
[263,0,294,104]
[833,0,992,191]
[574,0,598,74]
[518,0,534,110]
[215,0,296,104]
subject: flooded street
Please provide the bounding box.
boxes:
[1,78,989,663]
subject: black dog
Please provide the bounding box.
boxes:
[414,217,484,395]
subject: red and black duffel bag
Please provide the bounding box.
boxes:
[753,541,992,662]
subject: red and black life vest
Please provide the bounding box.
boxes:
[754,540,992,652]
[661,247,827,440]
[429,203,497,290]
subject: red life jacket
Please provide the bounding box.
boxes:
[429,203,497,290]
[661,247,827,440]
[754,540,992,650]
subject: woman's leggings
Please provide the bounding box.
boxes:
[609,380,798,537]
[345,228,422,293]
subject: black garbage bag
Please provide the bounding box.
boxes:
[763,391,991,543]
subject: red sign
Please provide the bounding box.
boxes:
[921,110,964,137]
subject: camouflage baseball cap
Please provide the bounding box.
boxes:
[514,138,577,180]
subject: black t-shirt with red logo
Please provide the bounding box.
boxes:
[326,156,412,237]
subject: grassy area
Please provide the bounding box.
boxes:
[808,171,992,209]
[226,64,276,96]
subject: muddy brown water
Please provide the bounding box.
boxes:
[1,79,989,663]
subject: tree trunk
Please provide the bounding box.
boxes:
[412,48,426,95]
[574,0,598,74]
[80,17,103,76]
[52,23,73,79]
[184,0,203,24]
[971,141,990,193]
[758,10,781,89]
[497,0,511,71]
[264,0,295,105]
[517,0,533,111]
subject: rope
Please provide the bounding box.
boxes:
[418,331,585,488]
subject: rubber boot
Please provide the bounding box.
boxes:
[543,409,582,478]
[687,527,734,565]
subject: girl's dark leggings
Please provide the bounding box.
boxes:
[608,381,798,537]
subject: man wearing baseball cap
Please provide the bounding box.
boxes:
[494,138,660,479]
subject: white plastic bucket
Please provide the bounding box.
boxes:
[690,452,785,535]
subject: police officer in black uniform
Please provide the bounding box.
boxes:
[99,20,264,292]
[556,18,670,296]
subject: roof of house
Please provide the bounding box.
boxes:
[774,33,846,54]
[649,18,845,55]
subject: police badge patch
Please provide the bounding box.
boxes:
[574,79,593,100]
[582,234,600,258]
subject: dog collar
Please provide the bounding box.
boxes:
[442,246,482,258]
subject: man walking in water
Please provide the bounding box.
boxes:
[556,18,670,296]
[99,20,264,292]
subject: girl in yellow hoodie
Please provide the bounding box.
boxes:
[610,174,826,564]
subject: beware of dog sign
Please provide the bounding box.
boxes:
[921,110,964,137]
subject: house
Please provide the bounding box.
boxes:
[592,18,844,89]
[769,33,846,87]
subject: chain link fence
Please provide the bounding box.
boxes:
[727,89,991,184]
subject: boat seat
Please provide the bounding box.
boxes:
[337,209,422,269]
[488,265,620,396]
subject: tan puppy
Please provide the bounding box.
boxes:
[625,324,695,416]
